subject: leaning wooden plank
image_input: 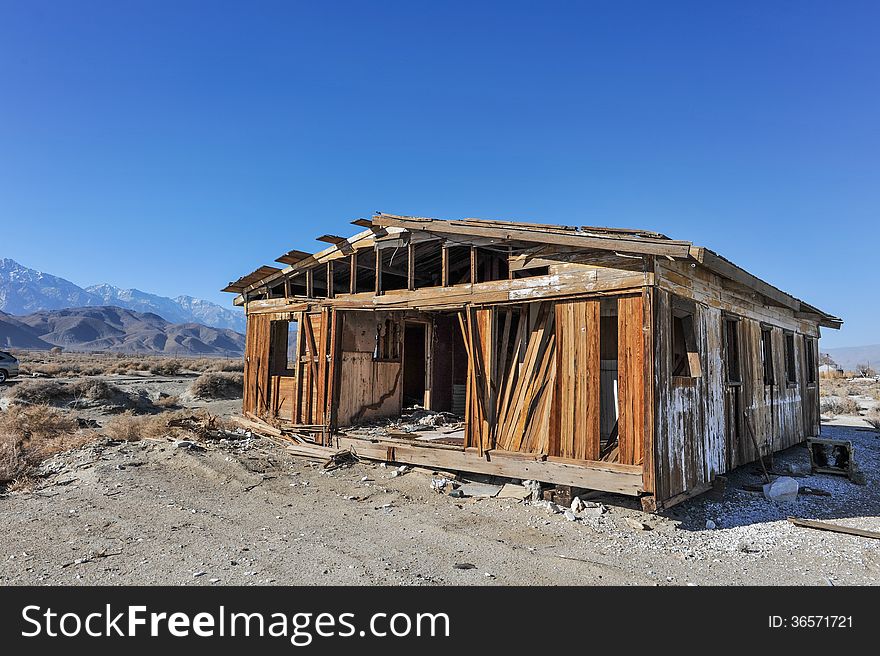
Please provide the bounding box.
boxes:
[495,310,526,449]
[787,517,880,540]
[502,304,549,451]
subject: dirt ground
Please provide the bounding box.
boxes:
[0,369,878,586]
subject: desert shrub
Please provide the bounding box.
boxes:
[155,394,180,409]
[6,379,70,405]
[186,372,243,400]
[148,359,183,376]
[0,405,91,486]
[820,397,862,416]
[7,378,152,412]
[211,360,244,373]
[69,379,127,403]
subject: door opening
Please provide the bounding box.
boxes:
[403,322,428,407]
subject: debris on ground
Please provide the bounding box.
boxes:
[497,483,531,500]
[390,465,410,478]
[762,476,799,503]
[624,517,651,531]
[522,479,542,501]
[457,482,502,498]
[344,407,465,438]
[324,449,359,472]
[431,477,452,493]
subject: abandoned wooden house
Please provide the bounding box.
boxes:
[223,213,841,510]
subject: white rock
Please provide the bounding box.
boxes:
[564,510,577,521]
[624,517,650,531]
[571,496,584,513]
[705,520,717,530]
[763,476,799,503]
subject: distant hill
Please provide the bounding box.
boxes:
[0,306,245,356]
[0,311,54,350]
[822,344,880,373]
[0,258,245,332]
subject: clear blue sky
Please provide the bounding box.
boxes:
[1,0,877,348]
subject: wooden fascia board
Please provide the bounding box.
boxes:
[372,215,692,258]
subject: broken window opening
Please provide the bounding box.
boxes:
[310,265,328,298]
[374,317,401,361]
[445,245,472,285]
[268,319,298,376]
[804,336,816,385]
[288,273,308,297]
[474,247,509,283]
[761,326,774,385]
[671,299,701,380]
[412,240,443,289]
[332,256,351,296]
[352,248,376,294]
[723,317,741,384]
[269,282,285,298]
[378,247,408,292]
[512,266,550,279]
[784,332,797,385]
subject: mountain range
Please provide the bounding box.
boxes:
[0,258,245,332]
[0,307,245,356]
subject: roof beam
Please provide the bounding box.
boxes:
[372,214,692,258]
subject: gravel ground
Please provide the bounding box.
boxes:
[0,392,877,585]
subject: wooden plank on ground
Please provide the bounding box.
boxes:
[787,517,880,540]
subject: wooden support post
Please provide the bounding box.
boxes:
[327,261,334,299]
[507,245,514,280]
[407,241,415,291]
[375,247,382,296]
[441,241,450,287]
[306,269,314,298]
[349,253,357,295]
[284,277,291,299]
[470,245,477,284]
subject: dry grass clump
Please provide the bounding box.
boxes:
[103,409,229,442]
[820,397,862,416]
[0,405,93,488]
[186,372,243,400]
[102,411,171,442]
[865,411,880,430]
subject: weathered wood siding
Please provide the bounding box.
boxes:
[654,285,821,504]
[654,290,726,501]
[551,299,601,461]
[243,312,272,417]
